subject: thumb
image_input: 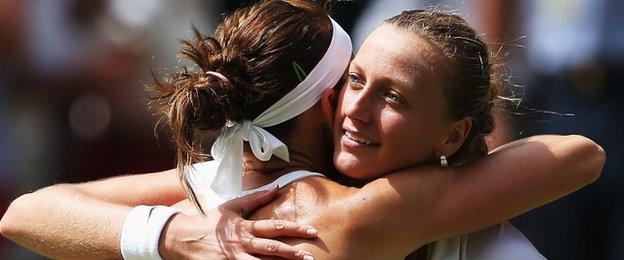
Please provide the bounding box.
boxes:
[223,186,280,216]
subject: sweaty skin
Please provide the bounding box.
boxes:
[248,135,604,259]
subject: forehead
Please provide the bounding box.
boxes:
[353,24,447,83]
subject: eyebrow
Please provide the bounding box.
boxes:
[350,60,416,90]
[350,61,363,73]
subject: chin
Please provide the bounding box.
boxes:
[335,160,380,181]
[334,149,386,181]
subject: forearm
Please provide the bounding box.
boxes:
[1,172,320,260]
[1,184,129,259]
[72,169,185,206]
[353,134,605,251]
[442,134,604,232]
[0,169,184,259]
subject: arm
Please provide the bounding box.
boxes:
[0,169,184,259]
[345,135,604,256]
[1,170,318,259]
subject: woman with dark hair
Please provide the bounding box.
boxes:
[3,1,346,258]
[1,1,604,259]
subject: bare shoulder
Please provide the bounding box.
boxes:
[251,177,355,222]
[250,176,368,258]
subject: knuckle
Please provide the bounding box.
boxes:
[246,237,255,247]
[266,241,278,252]
[273,219,285,230]
[240,223,252,235]
[240,220,251,229]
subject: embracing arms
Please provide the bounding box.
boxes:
[247,135,604,259]
[347,135,604,255]
[1,135,605,258]
[0,170,184,259]
[0,169,316,259]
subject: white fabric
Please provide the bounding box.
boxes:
[242,170,325,195]
[120,205,181,260]
[187,160,324,209]
[428,221,546,260]
[208,17,352,198]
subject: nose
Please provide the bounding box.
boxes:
[343,86,374,124]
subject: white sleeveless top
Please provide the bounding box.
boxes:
[187,161,546,260]
[429,222,546,260]
[186,161,324,209]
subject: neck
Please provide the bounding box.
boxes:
[241,110,333,189]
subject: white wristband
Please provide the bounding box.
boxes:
[120,205,181,260]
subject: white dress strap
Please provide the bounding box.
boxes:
[192,167,325,210]
[242,170,325,195]
[428,221,546,260]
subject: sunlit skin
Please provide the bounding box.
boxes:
[333,24,464,180]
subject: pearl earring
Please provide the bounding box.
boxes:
[440,155,448,168]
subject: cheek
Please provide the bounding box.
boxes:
[378,111,417,141]
[379,112,436,160]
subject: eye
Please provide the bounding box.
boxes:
[382,89,406,104]
[348,73,364,89]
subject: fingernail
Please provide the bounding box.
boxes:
[306,228,318,236]
[303,255,314,260]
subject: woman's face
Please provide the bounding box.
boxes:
[333,24,452,180]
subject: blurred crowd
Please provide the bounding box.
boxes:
[0,0,621,259]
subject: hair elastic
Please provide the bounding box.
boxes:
[292,61,307,82]
[205,71,231,85]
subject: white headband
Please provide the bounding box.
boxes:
[205,17,352,197]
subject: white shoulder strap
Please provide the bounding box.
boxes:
[242,170,325,196]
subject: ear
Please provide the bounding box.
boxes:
[440,117,473,157]
[321,88,336,125]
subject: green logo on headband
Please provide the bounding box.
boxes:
[292,61,307,83]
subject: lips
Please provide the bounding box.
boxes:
[344,130,380,146]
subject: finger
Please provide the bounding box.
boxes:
[243,237,314,260]
[224,187,280,216]
[247,219,318,238]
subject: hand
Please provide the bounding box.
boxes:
[159,188,316,259]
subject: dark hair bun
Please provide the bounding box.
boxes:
[148,0,334,215]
